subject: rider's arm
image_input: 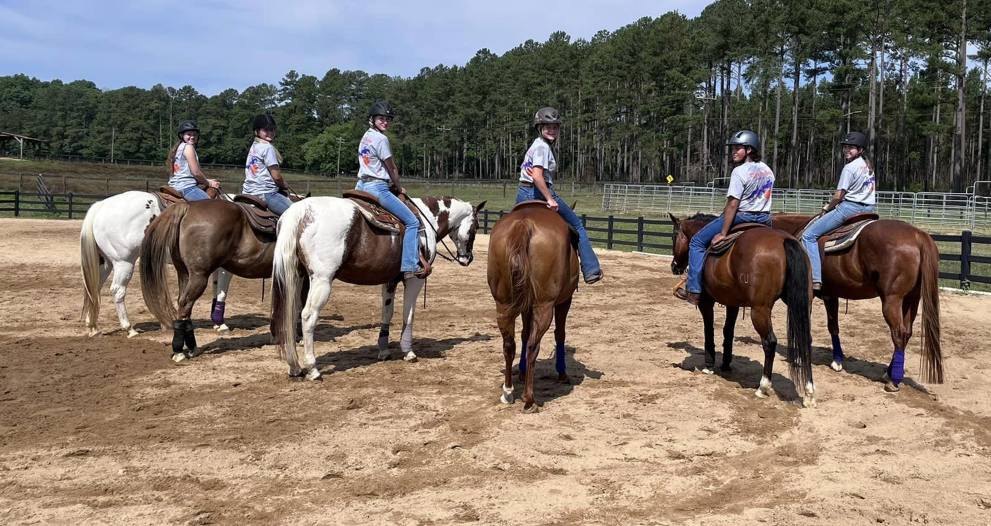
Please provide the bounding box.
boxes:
[184,146,219,188]
[720,197,740,236]
[384,157,404,193]
[530,167,559,211]
[268,165,287,190]
[824,189,847,212]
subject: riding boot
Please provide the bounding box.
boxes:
[171,320,187,357]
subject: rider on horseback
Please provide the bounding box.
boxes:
[355,101,429,281]
[167,120,220,201]
[516,107,603,285]
[676,130,775,306]
[243,114,293,215]
[801,131,876,293]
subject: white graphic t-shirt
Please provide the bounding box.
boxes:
[520,138,556,187]
[168,143,198,191]
[838,157,876,205]
[357,128,392,181]
[727,161,775,213]
[243,140,281,195]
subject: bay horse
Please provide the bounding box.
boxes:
[487,203,578,412]
[270,195,485,380]
[80,190,235,338]
[671,213,816,407]
[770,214,943,391]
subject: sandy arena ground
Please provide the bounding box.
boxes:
[1,218,990,525]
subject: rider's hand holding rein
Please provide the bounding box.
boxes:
[179,129,219,190]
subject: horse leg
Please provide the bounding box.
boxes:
[824,296,844,371]
[377,282,398,360]
[210,269,233,334]
[86,262,112,337]
[173,271,209,363]
[497,304,517,404]
[750,306,777,399]
[109,260,139,338]
[399,278,424,362]
[523,302,554,412]
[518,309,533,382]
[880,294,910,392]
[553,299,573,384]
[699,296,717,374]
[722,306,740,373]
[298,276,332,381]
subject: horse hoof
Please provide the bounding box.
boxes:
[830,361,843,372]
[186,347,204,359]
[403,352,418,363]
[557,373,571,384]
[803,395,818,408]
[215,324,230,335]
[754,388,773,399]
[88,330,103,339]
[305,369,322,382]
[523,403,539,414]
[377,351,390,361]
[884,382,900,393]
[500,391,514,404]
[171,353,187,364]
[126,329,139,339]
[700,367,715,375]
[720,364,732,373]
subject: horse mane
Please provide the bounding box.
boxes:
[688,212,718,222]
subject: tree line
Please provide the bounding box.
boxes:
[1,0,990,192]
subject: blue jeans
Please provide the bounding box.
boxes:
[686,211,772,294]
[263,191,293,215]
[181,185,211,201]
[802,201,875,283]
[356,180,420,272]
[515,186,602,279]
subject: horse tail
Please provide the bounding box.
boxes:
[783,236,814,395]
[139,202,187,326]
[918,231,944,384]
[506,218,540,316]
[79,200,104,327]
[271,204,305,370]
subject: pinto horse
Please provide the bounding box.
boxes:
[80,190,235,338]
[671,213,816,407]
[770,214,943,391]
[487,203,578,411]
[270,196,485,380]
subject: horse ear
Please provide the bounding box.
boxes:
[668,212,679,225]
[475,200,486,212]
[571,200,578,211]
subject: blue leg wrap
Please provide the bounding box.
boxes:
[519,341,528,374]
[831,334,844,364]
[888,349,905,385]
[555,343,566,374]
[211,301,226,326]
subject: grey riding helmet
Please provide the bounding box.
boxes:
[534,107,563,127]
[726,130,760,152]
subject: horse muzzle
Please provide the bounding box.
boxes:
[671,261,686,275]
[457,253,473,266]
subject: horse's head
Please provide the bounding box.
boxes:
[447,199,486,266]
[669,213,688,275]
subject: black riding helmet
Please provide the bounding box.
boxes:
[534,107,563,127]
[369,101,395,119]
[840,131,868,149]
[176,120,199,139]
[727,130,760,152]
[252,114,277,131]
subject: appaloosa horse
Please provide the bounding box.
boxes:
[487,202,578,412]
[771,213,943,391]
[270,195,485,380]
[671,213,816,407]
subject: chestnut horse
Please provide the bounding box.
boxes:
[140,199,280,362]
[671,214,816,407]
[270,196,485,380]
[487,203,578,411]
[771,214,943,391]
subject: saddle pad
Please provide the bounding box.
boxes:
[235,202,279,236]
[708,223,769,256]
[823,220,875,253]
[153,191,183,211]
[347,198,401,233]
[234,194,268,210]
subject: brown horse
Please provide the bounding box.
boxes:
[671,213,816,407]
[270,195,485,380]
[487,203,578,411]
[771,214,943,391]
[140,199,279,362]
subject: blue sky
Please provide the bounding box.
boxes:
[1,0,711,95]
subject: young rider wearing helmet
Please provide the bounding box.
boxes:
[243,114,293,215]
[801,131,876,292]
[356,101,428,281]
[167,120,220,201]
[516,106,603,284]
[676,130,775,306]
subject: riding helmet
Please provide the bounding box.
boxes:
[176,120,199,139]
[726,130,760,152]
[840,131,868,149]
[533,107,563,127]
[369,101,395,119]
[252,114,277,131]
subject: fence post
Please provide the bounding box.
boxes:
[105,178,110,196]
[961,230,972,290]
[18,174,23,191]
[637,216,644,252]
[581,213,587,227]
[503,180,507,198]
[451,180,455,197]
[62,175,67,193]
[13,190,19,217]
[145,179,150,193]
[68,193,74,219]
[337,180,343,195]
[482,210,490,233]
[607,215,614,249]
[426,181,431,195]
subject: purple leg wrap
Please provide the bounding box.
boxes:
[519,341,528,374]
[211,301,226,325]
[888,349,905,385]
[831,334,844,364]
[555,343,566,374]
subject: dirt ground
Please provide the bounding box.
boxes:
[1,218,990,526]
